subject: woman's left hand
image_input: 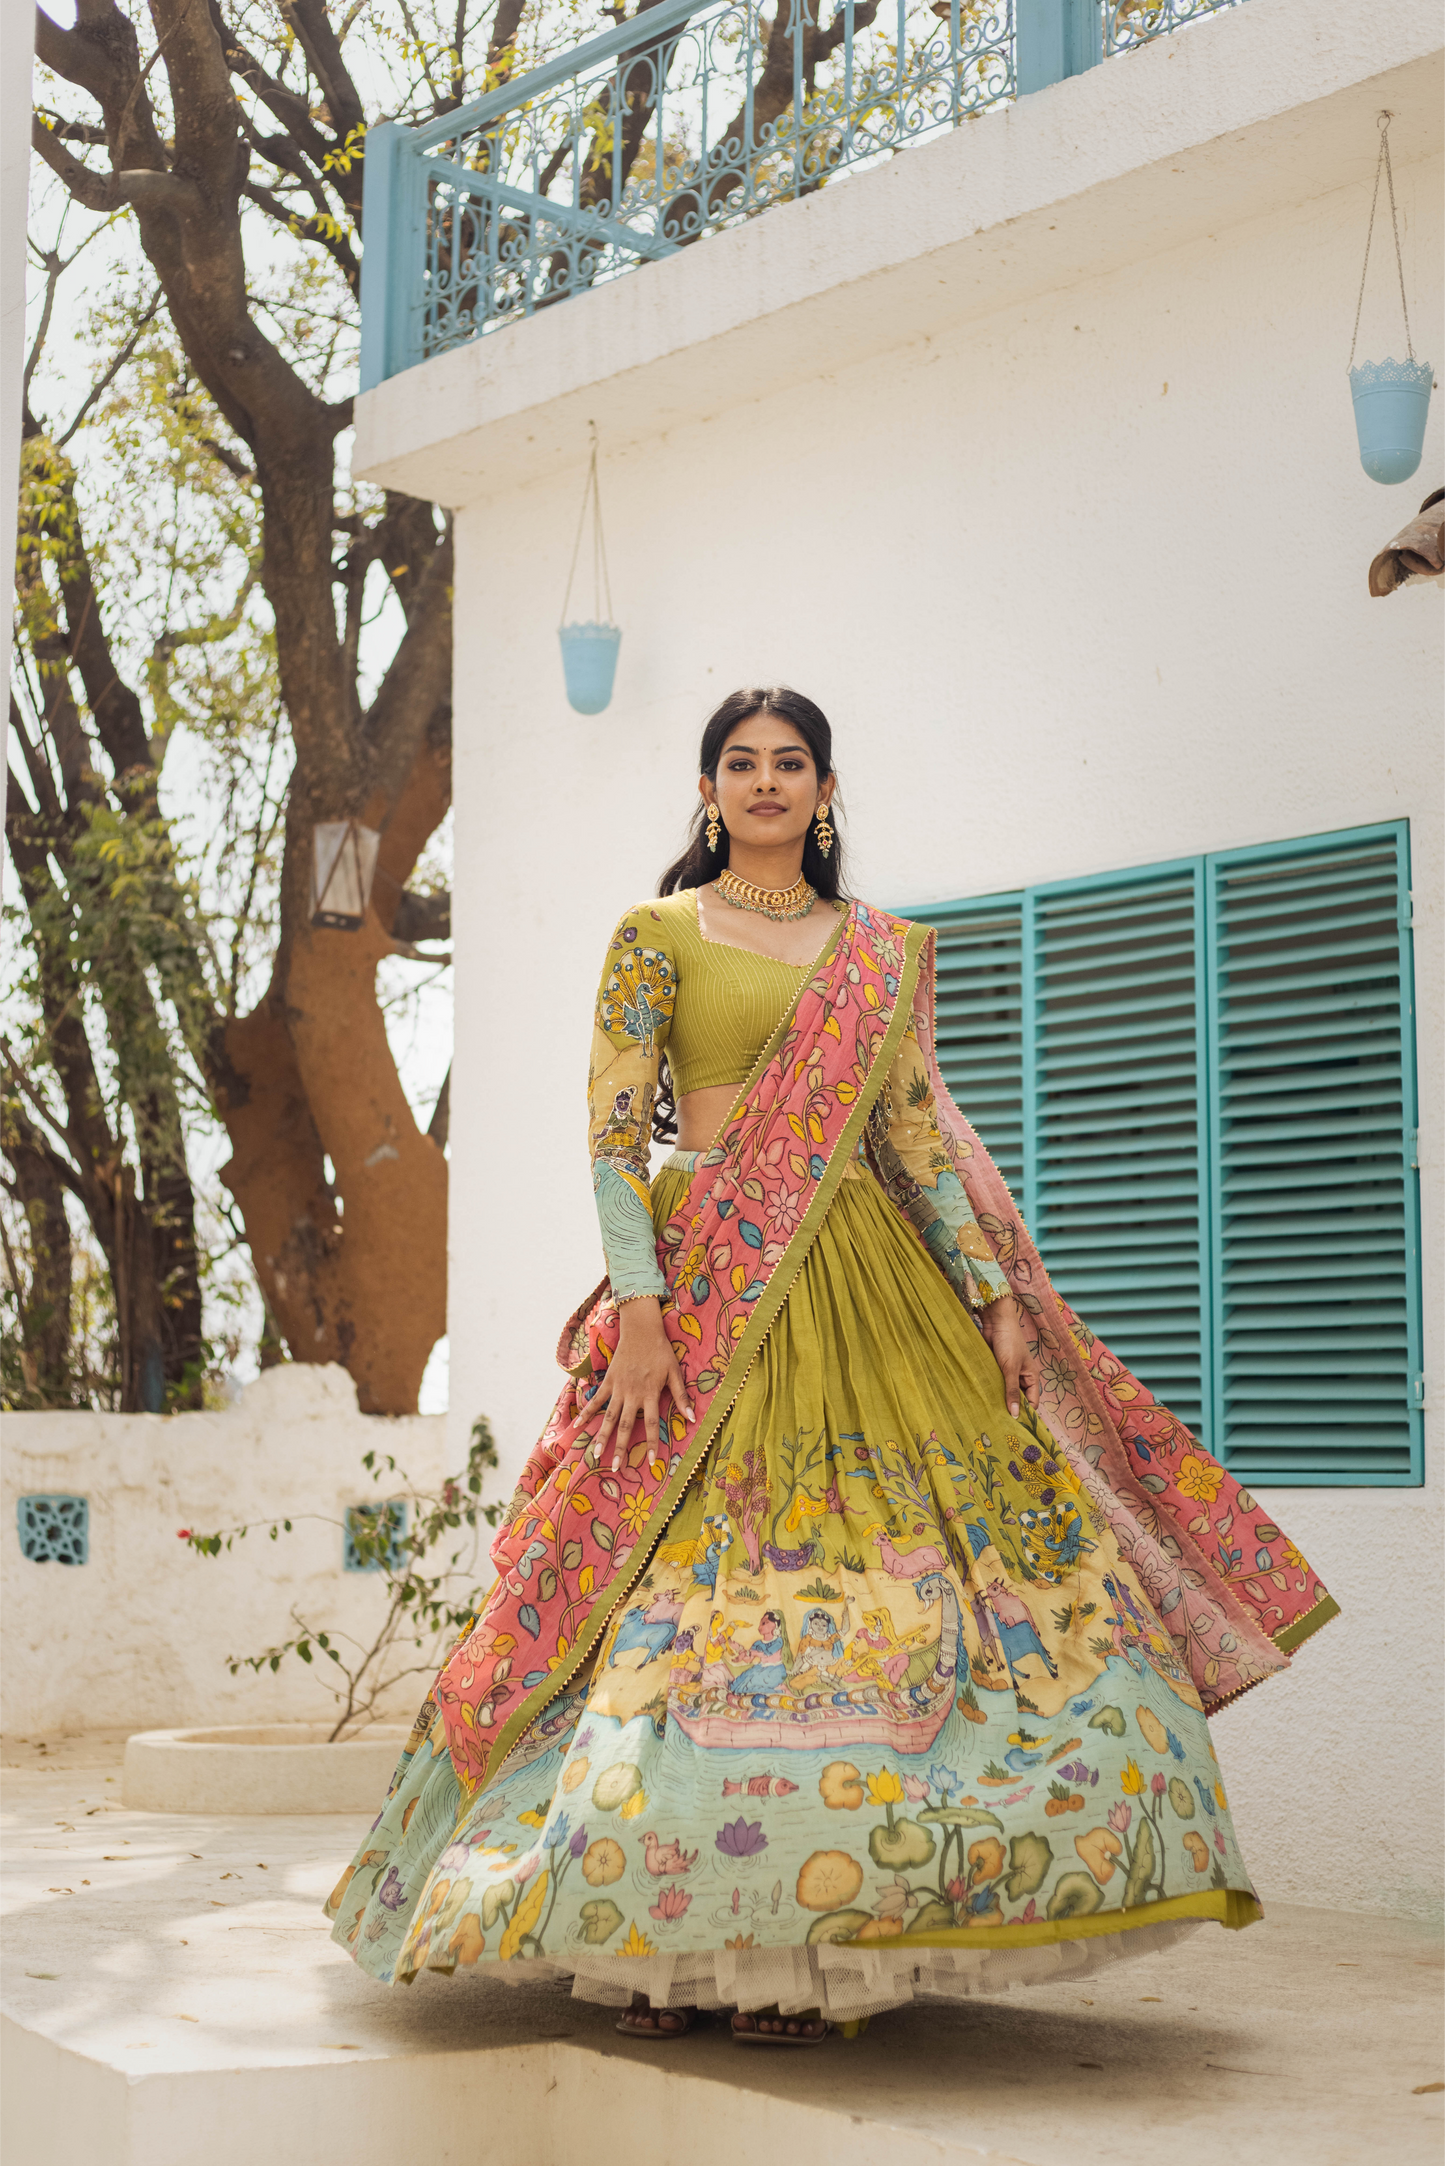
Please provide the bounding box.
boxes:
[979,1296,1041,1420]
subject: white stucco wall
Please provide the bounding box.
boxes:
[1,1367,454,1737]
[376,0,1440,1921]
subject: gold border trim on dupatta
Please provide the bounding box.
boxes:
[469,909,933,1801]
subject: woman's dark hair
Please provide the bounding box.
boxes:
[651,687,847,1142]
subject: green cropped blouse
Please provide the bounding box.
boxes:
[586,888,1014,1312]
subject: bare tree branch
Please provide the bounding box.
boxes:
[199,432,256,484]
[392,888,451,943]
[282,0,366,140]
[23,246,66,404]
[54,285,163,449]
[241,178,361,290]
[30,117,123,214]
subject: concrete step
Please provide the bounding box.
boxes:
[3,1734,1441,2166]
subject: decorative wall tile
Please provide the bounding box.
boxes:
[18,1494,89,1565]
[343,1500,408,1573]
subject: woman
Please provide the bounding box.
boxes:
[328,687,1337,2042]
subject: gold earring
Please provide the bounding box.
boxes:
[705,801,722,851]
[814,800,834,858]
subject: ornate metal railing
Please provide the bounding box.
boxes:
[359,0,1244,386]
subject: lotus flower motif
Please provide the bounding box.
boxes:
[715,1816,768,1859]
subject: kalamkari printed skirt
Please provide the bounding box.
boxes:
[326,1154,1258,2019]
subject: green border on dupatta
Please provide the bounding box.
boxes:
[471,910,933,1800]
[1272,1591,1341,1655]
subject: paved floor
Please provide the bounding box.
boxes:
[3,1733,1441,2166]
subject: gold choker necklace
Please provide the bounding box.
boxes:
[713,867,818,922]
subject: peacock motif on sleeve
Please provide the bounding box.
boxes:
[599,945,676,1056]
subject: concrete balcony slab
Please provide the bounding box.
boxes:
[4,1733,1441,2166]
[352,0,1443,510]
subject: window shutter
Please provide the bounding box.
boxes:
[1206,824,1421,1485]
[1028,867,1210,1439]
[914,897,1027,1197]
[901,818,1420,1489]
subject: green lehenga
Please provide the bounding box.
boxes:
[328,1150,1258,2014]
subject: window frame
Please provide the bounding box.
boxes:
[902,819,1423,1488]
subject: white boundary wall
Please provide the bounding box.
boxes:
[1,1367,450,1736]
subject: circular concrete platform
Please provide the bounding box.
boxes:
[122,1723,409,1814]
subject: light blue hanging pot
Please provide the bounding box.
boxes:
[558,424,622,713]
[1350,360,1434,486]
[1348,114,1434,486]
[558,622,622,714]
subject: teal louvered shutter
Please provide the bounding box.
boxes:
[1205,823,1421,1486]
[902,819,1420,1488]
[913,897,1026,1196]
[1027,866,1210,1439]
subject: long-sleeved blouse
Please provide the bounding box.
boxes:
[587,889,1013,1313]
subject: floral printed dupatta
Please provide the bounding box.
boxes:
[910,949,1339,1712]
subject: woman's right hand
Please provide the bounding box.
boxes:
[575,1298,694,1471]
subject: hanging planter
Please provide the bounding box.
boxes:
[1348,113,1434,486]
[558,424,621,714]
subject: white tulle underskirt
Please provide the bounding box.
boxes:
[476,1916,1203,2022]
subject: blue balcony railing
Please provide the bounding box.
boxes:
[359,0,1242,388]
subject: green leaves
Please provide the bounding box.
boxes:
[1003,1830,1053,1901]
[1124,1815,1157,1908]
[867,1819,936,1870]
[917,1804,1003,1831]
[1046,1871,1103,1921]
[178,1409,501,1734]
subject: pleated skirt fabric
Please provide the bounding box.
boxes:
[327,1157,1256,2012]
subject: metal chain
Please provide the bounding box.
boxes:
[560,422,613,626]
[1349,110,1414,372]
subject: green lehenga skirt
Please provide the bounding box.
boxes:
[327,1153,1259,2018]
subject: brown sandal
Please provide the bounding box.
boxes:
[615,1997,700,2039]
[731,2007,828,2045]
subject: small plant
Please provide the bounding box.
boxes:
[179,1415,502,1740]
[955,1678,987,1724]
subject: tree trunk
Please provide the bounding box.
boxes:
[217,725,453,1412]
[4,1127,74,1403]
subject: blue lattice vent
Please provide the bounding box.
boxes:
[343,1500,407,1573]
[18,1494,89,1565]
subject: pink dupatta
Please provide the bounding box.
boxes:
[912,951,1337,1714]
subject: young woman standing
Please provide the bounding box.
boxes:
[328,687,1336,2041]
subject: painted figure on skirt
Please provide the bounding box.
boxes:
[328,687,1337,2045]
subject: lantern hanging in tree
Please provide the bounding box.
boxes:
[311,818,381,929]
[1348,112,1434,487]
[558,423,621,715]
